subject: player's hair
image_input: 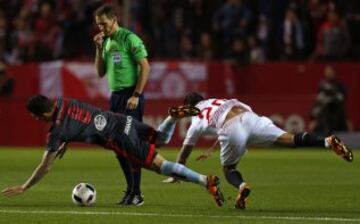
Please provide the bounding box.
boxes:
[184,92,204,106]
[26,95,53,116]
[94,4,116,19]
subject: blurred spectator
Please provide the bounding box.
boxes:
[228,38,249,65]
[307,0,328,25]
[179,34,195,60]
[213,0,251,56]
[306,0,328,54]
[0,0,358,62]
[183,0,214,47]
[232,1,252,38]
[0,62,14,97]
[59,0,90,59]
[0,10,7,61]
[277,8,305,60]
[32,2,62,61]
[343,0,360,60]
[6,7,34,64]
[149,0,179,59]
[248,35,265,63]
[256,14,270,54]
[196,32,214,61]
[314,10,351,61]
[310,65,348,136]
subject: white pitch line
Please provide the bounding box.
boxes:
[0,209,359,223]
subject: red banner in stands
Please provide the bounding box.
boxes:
[1,61,359,147]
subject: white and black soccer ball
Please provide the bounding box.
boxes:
[71,183,96,206]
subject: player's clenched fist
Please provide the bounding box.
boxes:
[93,32,105,49]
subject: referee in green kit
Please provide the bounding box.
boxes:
[93,4,150,206]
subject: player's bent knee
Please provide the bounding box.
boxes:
[223,164,237,174]
[151,154,165,173]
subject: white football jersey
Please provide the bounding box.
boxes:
[183,98,252,146]
[196,98,252,129]
[183,115,217,146]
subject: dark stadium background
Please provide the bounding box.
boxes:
[0,1,359,224]
[0,0,359,147]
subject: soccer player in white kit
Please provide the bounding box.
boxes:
[158,92,353,209]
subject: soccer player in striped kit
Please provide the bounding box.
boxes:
[1,95,224,207]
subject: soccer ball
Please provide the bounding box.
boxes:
[71,183,96,206]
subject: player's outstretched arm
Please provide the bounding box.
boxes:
[55,142,68,160]
[176,144,194,165]
[2,150,58,197]
[196,140,219,161]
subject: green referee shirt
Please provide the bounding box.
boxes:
[102,28,148,91]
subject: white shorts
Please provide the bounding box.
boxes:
[217,111,286,166]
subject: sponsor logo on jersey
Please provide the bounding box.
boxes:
[94,115,107,131]
[124,116,132,135]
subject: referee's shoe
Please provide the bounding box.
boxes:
[118,191,144,206]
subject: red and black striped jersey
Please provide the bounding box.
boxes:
[46,97,155,157]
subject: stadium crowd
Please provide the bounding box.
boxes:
[0,0,358,64]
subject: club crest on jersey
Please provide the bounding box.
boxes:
[94,115,107,131]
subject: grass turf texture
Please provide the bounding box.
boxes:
[0,147,359,224]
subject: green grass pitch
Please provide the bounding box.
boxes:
[0,147,359,224]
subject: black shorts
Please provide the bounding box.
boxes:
[106,141,158,168]
[104,117,159,168]
[110,86,145,121]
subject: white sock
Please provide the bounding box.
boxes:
[199,175,208,188]
[324,138,330,148]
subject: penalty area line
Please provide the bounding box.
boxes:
[0,209,359,223]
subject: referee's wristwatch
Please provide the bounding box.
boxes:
[132,91,142,97]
